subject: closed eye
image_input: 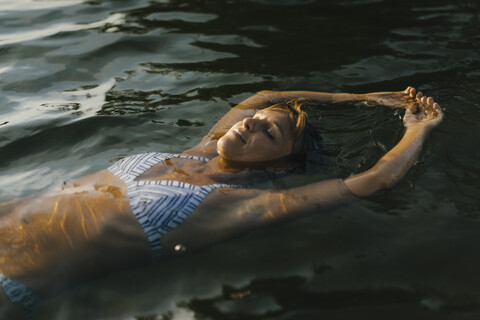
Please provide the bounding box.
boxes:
[254,113,277,140]
[263,127,274,140]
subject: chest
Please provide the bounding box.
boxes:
[136,157,214,186]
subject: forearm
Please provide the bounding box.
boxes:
[344,127,427,197]
[344,88,444,197]
[195,90,364,148]
[263,90,366,105]
[202,90,366,140]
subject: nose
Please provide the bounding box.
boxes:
[243,117,259,132]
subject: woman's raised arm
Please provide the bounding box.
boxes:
[163,89,442,256]
[229,90,442,228]
[186,88,418,155]
[203,89,371,138]
[344,91,443,196]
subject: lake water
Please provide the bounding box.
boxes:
[1,0,479,319]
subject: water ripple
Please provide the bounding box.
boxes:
[0,0,82,13]
[0,13,125,46]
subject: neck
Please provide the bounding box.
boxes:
[202,156,269,185]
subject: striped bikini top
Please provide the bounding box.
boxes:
[108,152,245,260]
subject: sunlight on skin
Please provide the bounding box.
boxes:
[0,174,131,281]
[60,203,74,248]
[241,192,299,221]
[0,86,444,318]
[270,192,306,220]
[344,86,443,197]
[277,194,288,218]
[217,109,295,163]
[80,206,90,240]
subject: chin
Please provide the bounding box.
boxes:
[217,137,239,160]
[216,137,227,156]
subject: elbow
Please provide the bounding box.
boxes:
[257,90,275,96]
[375,169,403,192]
[345,169,398,198]
[378,173,397,190]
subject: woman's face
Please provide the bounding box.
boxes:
[217,109,295,162]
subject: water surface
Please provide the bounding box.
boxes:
[1,0,479,319]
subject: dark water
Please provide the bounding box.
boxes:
[1,0,479,319]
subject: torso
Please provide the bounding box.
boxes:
[0,151,253,296]
[0,170,151,296]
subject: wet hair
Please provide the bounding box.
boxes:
[268,98,322,157]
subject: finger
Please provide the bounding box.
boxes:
[425,105,434,116]
[433,102,444,121]
[427,96,434,106]
[421,96,427,104]
[409,87,416,98]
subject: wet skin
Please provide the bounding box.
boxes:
[0,87,443,318]
[0,170,151,296]
[0,108,296,298]
[217,108,295,163]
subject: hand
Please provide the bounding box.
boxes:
[363,86,419,109]
[403,89,444,133]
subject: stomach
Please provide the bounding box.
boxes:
[0,171,150,296]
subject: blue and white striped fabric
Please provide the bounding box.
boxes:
[108,152,245,260]
[0,272,40,311]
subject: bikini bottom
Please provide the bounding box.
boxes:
[0,272,40,311]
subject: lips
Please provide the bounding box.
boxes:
[232,129,246,144]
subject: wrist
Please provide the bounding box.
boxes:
[404,125,429,141]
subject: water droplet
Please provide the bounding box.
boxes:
[174,244,186,252]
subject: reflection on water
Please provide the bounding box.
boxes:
[181,274,480,319]
[1,0,480,319]
[184,276,420,317]
[0,13,125,46]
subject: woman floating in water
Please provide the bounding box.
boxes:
[0,87,442,317]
